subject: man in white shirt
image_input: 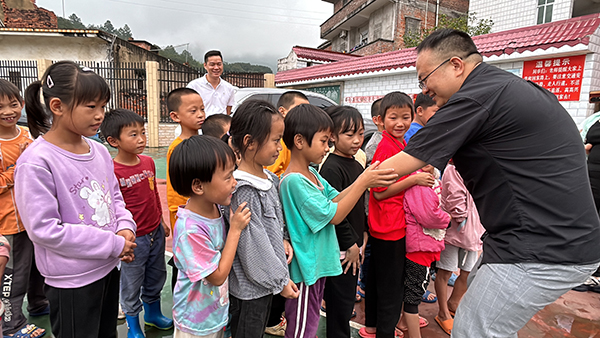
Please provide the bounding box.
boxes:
[187,50,235,116]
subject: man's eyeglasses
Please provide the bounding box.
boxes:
[418,58,451,90]
[418,51,480,90]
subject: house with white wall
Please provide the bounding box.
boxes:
[470,0,600,33]
[275,14,600,126]
[277,46,362,72]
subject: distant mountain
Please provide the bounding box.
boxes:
[57,14,273,73]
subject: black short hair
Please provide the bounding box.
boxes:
[416,28,481,62]
[283,104,333,149]
[371,98,382,118]
[277,91,308,110]
[167,88,199,112]
[230,99,282,158]
[414,93,436,110]
[202,114,232,138]
[324,105,364,136]
[204,50,223,63]
[0,79,22,103]
[169,135,236,197]
[101,108,144,140]
[380,92,414,119]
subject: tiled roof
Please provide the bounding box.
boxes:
[475,13,600,57]
[276,14,600,85]
[277,47,416,84]
[292,46,362,62]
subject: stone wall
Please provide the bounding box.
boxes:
[158,123,179,148]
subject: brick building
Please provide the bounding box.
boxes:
[471,0,600,33]
[319,0,468,55]
[276,14,600,127]
[0,0,57,28]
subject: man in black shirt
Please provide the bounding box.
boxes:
[379,29,600,337]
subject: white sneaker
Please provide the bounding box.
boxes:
[118,304,126,320]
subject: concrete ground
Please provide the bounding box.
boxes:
[21,179,600,337]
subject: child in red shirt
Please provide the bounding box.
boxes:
[361,92,435,338]
[101,109,173,338]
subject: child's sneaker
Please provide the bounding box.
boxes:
[264,317,286,336]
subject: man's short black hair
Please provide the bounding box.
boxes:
[202,114,232,138]
[277,91,308,110]
[0,79,22,103]
[371,98,382,118]
[101,108,144,140]
[167,88,199,112]
[169,135,236,197]
[380,92,414,119]
[283,104,333,149]
[414,93,436,110]
[204,50,223,63]
[416,28,480,61]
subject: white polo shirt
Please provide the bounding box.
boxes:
[187,74,235,117]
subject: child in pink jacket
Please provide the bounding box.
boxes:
[400,165,450,338]
[434,162,485,335]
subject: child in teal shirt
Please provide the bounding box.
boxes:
[279,104,397,338]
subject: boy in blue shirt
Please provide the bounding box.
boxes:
[279,104,397,338]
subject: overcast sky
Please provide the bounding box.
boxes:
[37,0,334,72]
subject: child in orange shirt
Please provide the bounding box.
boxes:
[0,79,46,337]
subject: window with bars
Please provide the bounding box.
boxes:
[537,0,554,24]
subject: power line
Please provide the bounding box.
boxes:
[107,0,327,27]
[167,0,330,15]
[150,0,325,21]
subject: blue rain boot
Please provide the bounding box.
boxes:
[143,301,173,330]
[125,314,146,338]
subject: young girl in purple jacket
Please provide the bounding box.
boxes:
[15,61,137,338]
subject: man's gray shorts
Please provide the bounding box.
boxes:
[452,259,600,338]
[436,244,479,273]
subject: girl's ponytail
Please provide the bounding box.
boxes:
[24,80,51,139]
[23,61,111,139]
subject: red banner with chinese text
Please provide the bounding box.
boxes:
[522,55,585,101]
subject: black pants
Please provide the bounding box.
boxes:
[266,294,286,326]
[365,237,406,338]
[588,168,600,276]
[2,232,49,335]
[323,260,359,338]
[45,268,120,338]
[229,293,273,338]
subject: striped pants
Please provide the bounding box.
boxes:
[284,278,326,338]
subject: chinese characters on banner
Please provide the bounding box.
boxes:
[522,55,586,101]
[344,93,418,104]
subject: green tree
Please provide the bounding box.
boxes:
[57,13,86,29]
[403,12,494,48]
[116,24,133,39]
[68,14,86,29]
[102,20,116,34]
